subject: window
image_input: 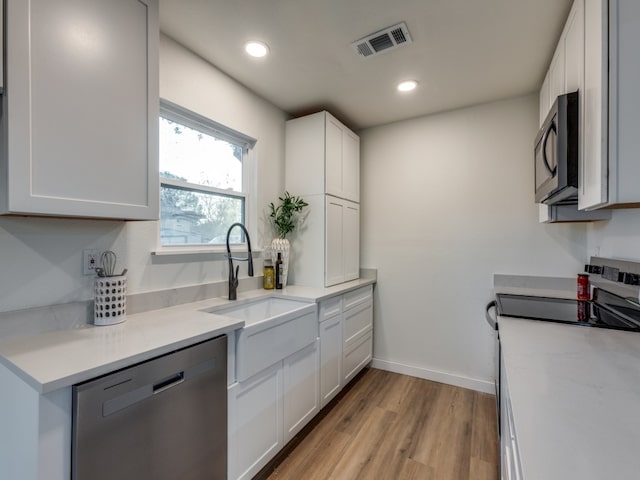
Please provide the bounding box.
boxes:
[159,100,256,246]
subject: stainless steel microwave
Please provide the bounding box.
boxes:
[534,91,579,205]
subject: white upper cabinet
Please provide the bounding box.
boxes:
[580,0,609,209]
[0,0,159,219]
[548,44,566,106]
[564,1,585,94]
[539,72,550,126]
[580,0,640,209]
[539,0,583,121]
[286,111,360,203]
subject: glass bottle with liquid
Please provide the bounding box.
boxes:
[275,252,283,290]
[263,246,275,290]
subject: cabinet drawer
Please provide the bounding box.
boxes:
[343,285,372,311]
[343,299,373,346]
[319,296,342,322]
[343,330,372,384]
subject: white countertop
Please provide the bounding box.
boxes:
[494,274,577,299]
[500,316,640,479]
[0,278,375,394]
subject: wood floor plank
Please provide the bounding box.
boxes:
[333,369,398,436]
[470,392,499,465]
[332,406,397,480]
[412,383,475,479]
[268,428,351,480]
[469,457,498,480]
[266,368,499,480]
[359,378,439,478]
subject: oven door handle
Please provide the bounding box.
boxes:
[485,300,497,330]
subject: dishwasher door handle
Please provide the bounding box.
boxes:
[153,372,185,395]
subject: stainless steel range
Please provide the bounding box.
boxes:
[496,288,640,332]
[486,257,640,442]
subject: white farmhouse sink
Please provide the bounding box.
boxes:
[211,297,312,326]
[207,296,317,381]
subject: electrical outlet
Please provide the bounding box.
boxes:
[83,249,99,275]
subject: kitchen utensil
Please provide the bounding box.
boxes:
[100,251,117,277]
[95,267,106,277]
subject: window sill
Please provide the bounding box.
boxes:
[151,247,262,260]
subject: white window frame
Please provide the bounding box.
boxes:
[156,99,257,253]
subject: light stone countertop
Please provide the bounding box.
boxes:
[494,274,577,299]
[0,277,375,394]
[499,316,640,480]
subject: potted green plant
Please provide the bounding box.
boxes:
[268,191,309,239]
[268,192,309,287]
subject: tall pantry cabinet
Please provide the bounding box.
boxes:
[285,111,360,287]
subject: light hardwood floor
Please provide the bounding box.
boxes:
[264,368,498,480]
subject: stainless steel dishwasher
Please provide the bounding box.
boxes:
[72,335,227,480]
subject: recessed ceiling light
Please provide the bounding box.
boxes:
[244,41,270,58]
[397,80,418,92]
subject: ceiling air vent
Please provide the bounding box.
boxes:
[351,22,413,59]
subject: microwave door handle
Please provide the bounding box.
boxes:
[542,121,557,176]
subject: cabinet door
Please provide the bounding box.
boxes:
[228,363,283,480]
[343,201,360,282]
[564,0,584,94]
[319,314,342,408]
[607,0,640,206]
[342,130,360,202]
[539,72,550,126]
[325,113,360,202]
[325,116,343,198]
[2,0,159,219]
[549,43,565,105]
[579,0,608,209]
[326,196,344,286]
[282,340,320,444]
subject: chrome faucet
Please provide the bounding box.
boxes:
[226,223,254,300]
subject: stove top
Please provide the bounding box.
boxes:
[496,289,640,332]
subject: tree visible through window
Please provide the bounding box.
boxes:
[159,102,255,245]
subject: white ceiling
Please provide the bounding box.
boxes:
[159,0,572,130]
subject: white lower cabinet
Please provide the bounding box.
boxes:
[318,285,373,404]
[342,287,373,383]
[343,330,373,384]
[228,285,374,480]
[500,353,523,480]
[319,312,343,408]
[283,339,320,444]
[228,339,319,480]
[228,362,283,480]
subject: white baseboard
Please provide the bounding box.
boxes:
[370,358,495,394]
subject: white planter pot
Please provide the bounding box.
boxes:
[271,237,290,287]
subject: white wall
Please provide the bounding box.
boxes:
[587,209,640,261]
[360,94,587,390]
[0,35,288,313]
